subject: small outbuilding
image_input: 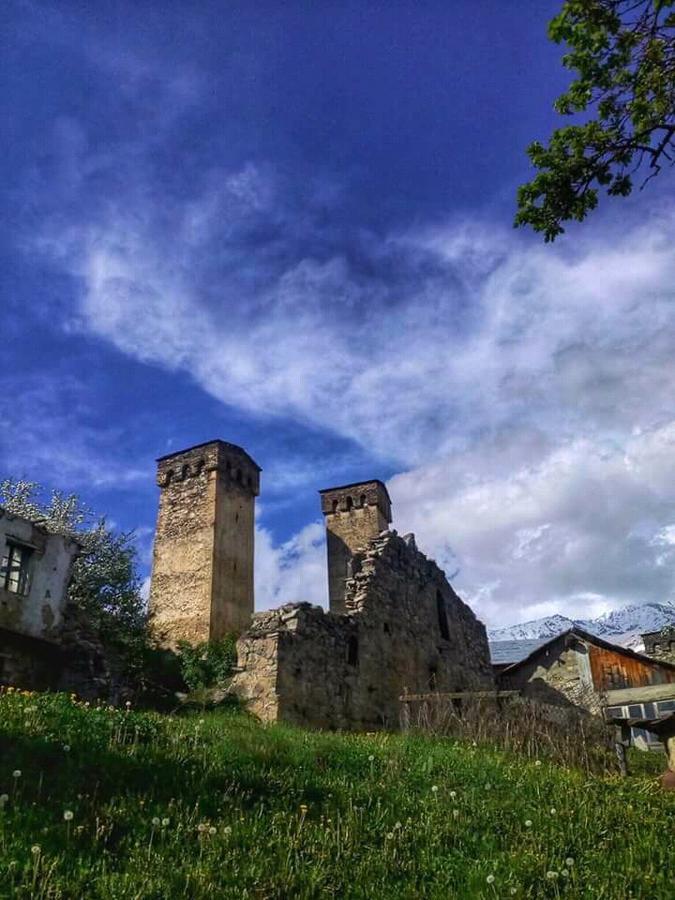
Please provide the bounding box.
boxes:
[497,627,675,716]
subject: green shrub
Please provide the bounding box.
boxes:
[176,636,238,691]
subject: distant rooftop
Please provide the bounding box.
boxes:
[489,638,551,665]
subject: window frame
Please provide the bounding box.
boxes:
[0,541,34,596]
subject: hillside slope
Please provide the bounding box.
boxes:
[0,690,672,899]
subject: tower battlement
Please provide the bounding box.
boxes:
[149,440,260,646]
[319,479,392,613]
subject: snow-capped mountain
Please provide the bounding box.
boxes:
[488,602,675,651]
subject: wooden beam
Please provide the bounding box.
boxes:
[399,690,520,702]
[604,683,675,705]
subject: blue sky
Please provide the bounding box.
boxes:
[3,0,675,626]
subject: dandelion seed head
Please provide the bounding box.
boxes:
[63,810,74,822]
[524,820,532,828]
[386,832,394,840]
[546,871,558,880]
[63,745,70,752]
[452,808,459,818]
[31,845,41,855]
[12,770,21,779]
[486,874,495,884]
[152,817,160,826]
[431,785,438,793]
[208,826,217,835]
[535,760,542,767]
[0,794,8,805]
[561,869,569,878]
[550,807,557,815]
[449,790,457,799]
[368,755,375,762]
[565,857,574,867]
[223,825,232,835]
[162,818,170,827]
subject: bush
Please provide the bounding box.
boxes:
[176,636,238,691]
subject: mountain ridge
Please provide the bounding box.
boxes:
[488,601,675,650]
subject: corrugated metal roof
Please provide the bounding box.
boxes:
[489,638,550,664]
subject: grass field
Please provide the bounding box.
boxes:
[0,688,672,899]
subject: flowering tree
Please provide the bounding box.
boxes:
[0,479,147,649]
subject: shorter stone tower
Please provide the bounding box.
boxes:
[149,440,260,647]
[319,480,392,613]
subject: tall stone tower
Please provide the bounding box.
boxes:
[319,480,392,613]
[149,440,260,647]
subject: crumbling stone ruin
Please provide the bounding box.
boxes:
[0,508,80,688]
[147,440,493,729]
[642,626,675,665]
[149,441,260,647]
[320,480,392,614]
[232,528,493,729]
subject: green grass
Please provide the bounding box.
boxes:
[0,689,672,898]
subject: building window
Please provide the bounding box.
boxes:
[347,635,359,666]
[1,543,32,595]
[436,591,450,640]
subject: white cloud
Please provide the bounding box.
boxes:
[254,522,327,611]
[24,125,675,627]
[390,424,675,626]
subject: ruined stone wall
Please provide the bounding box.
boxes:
[149,441,259,647]
[0,509,79,643]
[643,627,675,665]
[232,531,494,730]
[320,482,391,614]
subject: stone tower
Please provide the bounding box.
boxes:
[319,480,392,613]
[148,440,260,647]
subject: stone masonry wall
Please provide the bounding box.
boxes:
[149,441,259,647]
[499,634,601,713]
[643,627,675,665]
[232,530,494,730]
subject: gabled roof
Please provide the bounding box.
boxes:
[489,638,550,665]
[499,626,675,677]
